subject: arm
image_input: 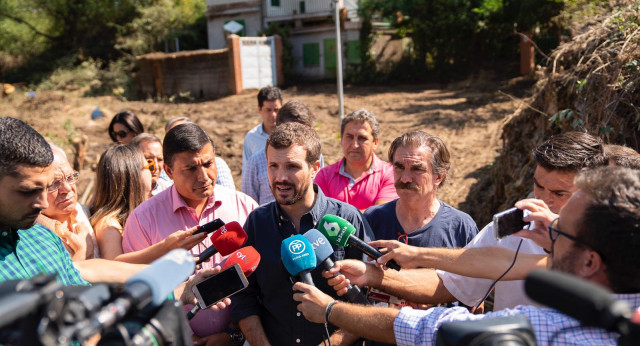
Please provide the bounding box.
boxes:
[238,315,271,346]
[293,282,398,344]
[371,240,548,280]
[74,259,146,283]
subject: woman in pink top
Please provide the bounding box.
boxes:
[91,144,205,263]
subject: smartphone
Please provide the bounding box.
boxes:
[191,264,249,309]
[193,218,225,235]
[493,207,530,239]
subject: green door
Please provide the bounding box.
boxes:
[324,38,336,78]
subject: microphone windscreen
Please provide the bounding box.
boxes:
[525,270,630,330]
[127,249,195,306]
[210,221,248,256]
[281,235,316,276]
[222,246,261,277]
[303,229,334,264]
[318,214,355,247]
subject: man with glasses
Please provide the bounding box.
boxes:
[35,144,98,260]
[294,166,640,345]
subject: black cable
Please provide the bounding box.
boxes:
[473,239,523,312]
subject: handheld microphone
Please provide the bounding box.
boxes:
[303,229,370,305]
[187,246,261,320]
[281,235,317,286]
[193,218,225,235]
[525,270,632,332]
[75,249,195,341]
[318,214,401,271]
[195,221,248,265]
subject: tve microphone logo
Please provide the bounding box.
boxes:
[289,239,306,254]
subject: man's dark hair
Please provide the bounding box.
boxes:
[604,144,640,169]
[257,86,283,108]
[388,131,451,188]
[163,123,215,168]
[574,167,640,293]
[108,110,144,142]
[0,117,54,178]
[266,122,321,166]
[341,109,380,140]
[533,132,606,172]
[275,100,315,127]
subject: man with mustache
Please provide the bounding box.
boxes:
[231,122,375,345]
[364,131,477,257]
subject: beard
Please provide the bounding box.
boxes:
[271,180,311,206]
[550,246,581,275]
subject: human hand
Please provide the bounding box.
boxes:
[322,260,374,296]
[73,221,95,259]
[513,199,558,251]
[193,332,234,346]
[368,239,421,269]
[162,225,208,252]
[181,266,231,312]
[292,282,334,324]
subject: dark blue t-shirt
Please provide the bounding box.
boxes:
[364,199,478,249]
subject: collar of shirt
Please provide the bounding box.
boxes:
[272,184,328,232]
[169,184,221,215]
[337,154,382,185]
[0,228,19,248]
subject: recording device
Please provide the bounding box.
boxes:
[192,264,249,310]
[318,214,401,271]
[74,249,196,341]
[525,269,640,345]
[281,235,317,285]
[195,221,248,265]
[187,246,260,320]
[193,218,225,235]
[435,315,537,346]
[303,229,370,305]
[493,207,530,239]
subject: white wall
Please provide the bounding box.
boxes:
[207,12,262,49]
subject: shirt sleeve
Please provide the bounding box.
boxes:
[215,157,236,190]
[375,163,399,203]
[122,211,152,253]
[241,154,261,203]
[436,223,498,307]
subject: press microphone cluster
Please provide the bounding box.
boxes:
[195,221,248,265]
[318,214,401,271]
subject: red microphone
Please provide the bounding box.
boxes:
[195,222,247,265]
[221,246,261,277]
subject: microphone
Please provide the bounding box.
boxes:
[194,218,225,235]
[187,246,261,320]
[303,229,370,305]
[195,221,248,265]
[525,270,633,332]
[75,249,195,341]
[318,214,401,271]
[281,235,317,285]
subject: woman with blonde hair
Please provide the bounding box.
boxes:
[91,144,205,262]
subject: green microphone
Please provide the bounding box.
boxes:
[318,214,401,271]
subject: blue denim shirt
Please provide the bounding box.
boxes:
[231,185,375,345]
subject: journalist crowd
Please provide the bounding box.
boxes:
[0,85,639,345]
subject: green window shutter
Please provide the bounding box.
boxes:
[347,40,361,63]
[299,1,306,13]
[271,0,280,6]
[303,43,320,66]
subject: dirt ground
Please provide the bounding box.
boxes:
[0,75,534,221]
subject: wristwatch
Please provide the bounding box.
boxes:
[225,328,245,346]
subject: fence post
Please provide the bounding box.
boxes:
[227,34,243,94]
[273,35,285,86]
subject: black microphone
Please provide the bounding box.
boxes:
[525,270,632,331]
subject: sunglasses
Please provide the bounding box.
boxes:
[48,171,80,193]
[143,158,157,174]
[111,129,131,139]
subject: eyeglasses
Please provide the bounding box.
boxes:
[143,158,157,174]
[111,129,131,139]
[47,171,80,193]
[548,217,592,248]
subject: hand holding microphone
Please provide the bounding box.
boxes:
[318,214,401,271]
[195,221,248,265]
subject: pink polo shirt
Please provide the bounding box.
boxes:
[122,184,258,336]
[314,154,397,210]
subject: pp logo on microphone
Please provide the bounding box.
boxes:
[289,239,306,254]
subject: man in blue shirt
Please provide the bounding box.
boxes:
[242,86,283,175]
[232,122,375,345]
[293,166,640,345]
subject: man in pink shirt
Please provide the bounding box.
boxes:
[315,109,397,211]
[123,122,258,344]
